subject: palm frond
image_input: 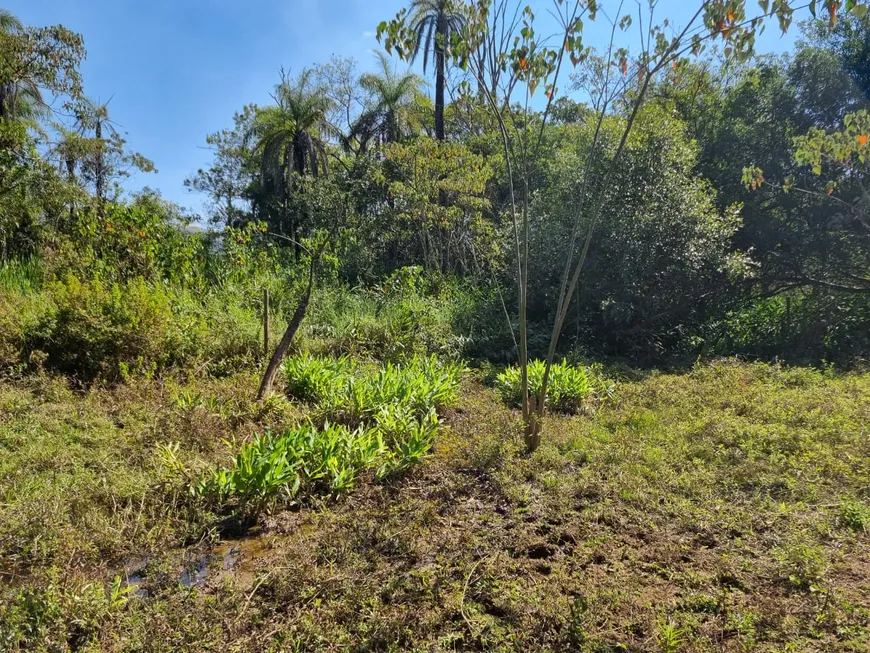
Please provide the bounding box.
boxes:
[0,9,22,33]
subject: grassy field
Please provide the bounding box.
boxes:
[1,359,869,651]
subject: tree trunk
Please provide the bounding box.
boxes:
[95,119,105,218]
[256,254,317,400]
[434,13,447,141]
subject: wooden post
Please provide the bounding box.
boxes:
[263,288,270,357]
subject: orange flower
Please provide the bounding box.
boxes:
[139,230,146,238]
[519,57,528,71]
[727,10,735,22]
[858,134,869,147]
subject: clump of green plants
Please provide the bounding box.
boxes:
[0,577,132,650]
[655,616,687,653]
[197,412,440,518]
[198,354,463,519]
[28,274,178,381]
[197,423,378,517]
[495,359,606,413]
[305,271,465,362]
[840,499,870,533]
[772,537,829,591]
[283,354,355,403]
[284,354,463,426]
[0,257,43,293]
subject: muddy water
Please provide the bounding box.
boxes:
[122,534,284,597]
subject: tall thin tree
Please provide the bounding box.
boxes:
[249,69,335,253]
[407,0,465,140]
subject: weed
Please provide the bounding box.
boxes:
[284,354,463,427]
[773,537,829,591]
[197,355,462,519]
[197,424,382,518]
[727,610,759,651]
[197,412,439,519]
[655,616,686,653]
[839,500,870,533]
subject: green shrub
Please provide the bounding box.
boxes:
[305,271,466,361]
[30,275,176,381]
[4,271,271,381]
[496,359,601,413]
[186,283,266,375]
[55,201,206,285]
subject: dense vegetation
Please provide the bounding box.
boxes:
[1,1,869,651]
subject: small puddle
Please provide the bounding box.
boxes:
[122,557,151,598]
[121,534,284,597]
[179,553,210,588]
[211,536,276,587]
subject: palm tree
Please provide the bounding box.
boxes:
[81,100,113,211]
[249,69,335,249]
[348,52,427,153]
[0,8,20,31]
[0,9,45,123]
[408,0,465,141]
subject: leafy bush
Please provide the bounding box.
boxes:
[0,293,50,374]
[305,269,466,361]
[840,500,870,533]
[11,272,273,381]
[54,201,206,286]
[496,359,604,413]
[695,291,870,363]
[29,275,177,381]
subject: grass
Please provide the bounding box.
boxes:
[0,258,43,294]
[1,359,869,650]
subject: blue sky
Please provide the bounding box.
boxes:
[10,1,803,216]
